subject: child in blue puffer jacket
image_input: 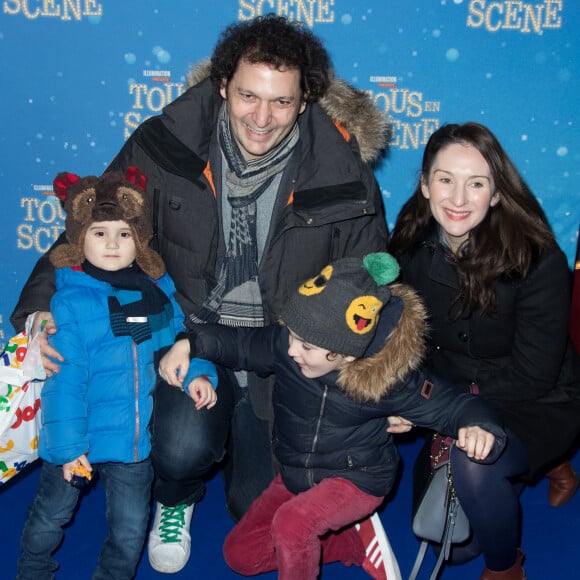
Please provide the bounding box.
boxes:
[16,168,218,580]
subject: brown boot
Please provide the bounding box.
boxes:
[480,550,526,580]
[546,461,579,507]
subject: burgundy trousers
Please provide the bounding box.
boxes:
[223,474,384,579]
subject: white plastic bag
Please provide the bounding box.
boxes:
[0,314,46,485]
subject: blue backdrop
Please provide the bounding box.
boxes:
[1,0,578,346]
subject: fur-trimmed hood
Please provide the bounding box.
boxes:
[186,61,390,165]
[337,283,428,402]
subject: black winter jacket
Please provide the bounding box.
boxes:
[188,283,506,496]
[397,223,580,479]
[11,65,390,420]
[11,65,389,332]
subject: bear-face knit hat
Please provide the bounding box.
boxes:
[281,253,400,357]
[49,167,165,279]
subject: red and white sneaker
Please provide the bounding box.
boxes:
[355,512,402,580]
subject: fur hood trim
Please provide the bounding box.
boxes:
[336,283,428,403]
[185,61,390,164]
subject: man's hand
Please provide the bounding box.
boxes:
[35,311,63,377]
[159,338,191,387]
[187,376,217,410]
[457,426,496,461]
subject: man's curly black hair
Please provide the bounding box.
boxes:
[210,14,332,103]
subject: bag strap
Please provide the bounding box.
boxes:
[408,540,428,580]
[408,538,447,580]
[429,544,447,580]
[409,438,466,580]
[441,493,461,559]
[408,472,459,580]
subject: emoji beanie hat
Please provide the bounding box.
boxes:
[281,253,400,357]
[49,166,165,279]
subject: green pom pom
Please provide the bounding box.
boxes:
[363,252,400,286]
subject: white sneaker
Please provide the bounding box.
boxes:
[148,502,195,573]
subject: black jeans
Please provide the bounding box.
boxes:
[150,367,275,521]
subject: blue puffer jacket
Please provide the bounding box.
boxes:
[39,267,217,466]
[190,283,506,497]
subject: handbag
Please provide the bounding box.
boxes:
[0,314,46,485]
[408,433,470,580]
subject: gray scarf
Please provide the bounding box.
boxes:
[190,104,299,326]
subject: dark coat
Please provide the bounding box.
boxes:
[11,66,389,333]
[397,223,580,479]
[10,66,390,419]
[188,284,506,496]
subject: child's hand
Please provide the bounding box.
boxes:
[187,376,217,410]
[386,415,414,434]
[62,454,93,484]
[159,339,191,387]
[457,426,496,461]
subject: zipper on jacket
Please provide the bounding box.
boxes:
[132,342,140,462]
[151,188,160,252]
[330,227,341,262]
[306,386,328,487]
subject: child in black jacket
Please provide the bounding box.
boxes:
[158,252,506,580]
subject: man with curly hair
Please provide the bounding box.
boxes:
[12,14,390,574]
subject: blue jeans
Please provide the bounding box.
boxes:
[150,367,275,521]
[17,459,153,580]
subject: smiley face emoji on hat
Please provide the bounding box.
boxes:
[346,294,384,335]
[283,253,400,357]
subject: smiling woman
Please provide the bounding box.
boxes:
[420,142,499,254]
[389,122,580,580]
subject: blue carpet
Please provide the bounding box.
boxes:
[2,437,579,579]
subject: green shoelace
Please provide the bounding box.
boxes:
[158,504,188,543]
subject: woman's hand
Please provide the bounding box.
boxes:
[457,426,496,461]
